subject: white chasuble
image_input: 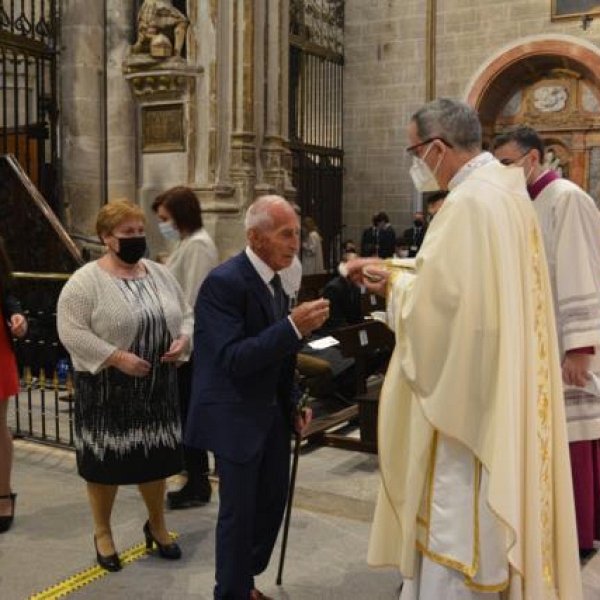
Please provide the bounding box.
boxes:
[367,159,582,599]
[534,178,600,442]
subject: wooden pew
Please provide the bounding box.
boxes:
[316,320,394,453]
[297,272,335,302]
[360,288,386,317]
[333,320,394,394]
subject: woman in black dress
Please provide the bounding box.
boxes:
[57,200,193,571]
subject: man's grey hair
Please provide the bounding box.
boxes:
[244,195,294,232]
[412,98,482,152]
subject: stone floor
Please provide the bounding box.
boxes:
[1,439,600,599]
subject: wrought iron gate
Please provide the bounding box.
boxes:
[289,0,344,271]
[0,0,59,213]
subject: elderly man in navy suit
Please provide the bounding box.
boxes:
[186,195,330,600]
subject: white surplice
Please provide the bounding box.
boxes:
[533,177,600,442]
[368,155,582,599]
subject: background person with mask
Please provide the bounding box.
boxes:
[152,186,218,509]
[361,212,396,258]
[494,126,600,558]
[58,199,193,571]
[400,211,426,257]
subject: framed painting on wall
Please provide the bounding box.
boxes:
[552,0,600,20]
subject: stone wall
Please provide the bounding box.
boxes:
[343,0,600,246]
[60,0,293,263]
[61,0,136,238]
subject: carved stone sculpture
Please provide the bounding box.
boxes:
[132,0,189,59]
[533,85,568,113]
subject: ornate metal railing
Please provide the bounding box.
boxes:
[8,270,75,448]
[1,154,82,448]
[0,0,59,213]
[0,0,57,43]
[289,0,344,269]
[10,340,75,450]
[290,0,344,59]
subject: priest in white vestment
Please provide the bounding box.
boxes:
[494,127,600,556]
[348,99,582,599]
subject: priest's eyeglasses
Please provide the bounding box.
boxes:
[406,137,453,157]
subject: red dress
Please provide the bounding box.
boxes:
[0,302,19,400]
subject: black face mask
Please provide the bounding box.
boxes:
[115,236,146,265]
[414,220,424,228]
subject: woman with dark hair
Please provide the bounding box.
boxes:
[0,237,27,533]
[152,186,218,509]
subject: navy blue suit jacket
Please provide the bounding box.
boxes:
[185,252,303,463]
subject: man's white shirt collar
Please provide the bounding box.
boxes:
[246,247,276,290]
[245,246,302,339]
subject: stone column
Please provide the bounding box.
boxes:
[60,0,104,235]
[230,0,257,209]
[259,0,294,198]
[106,0,137,203]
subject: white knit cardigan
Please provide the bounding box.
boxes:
[57,259,194,374]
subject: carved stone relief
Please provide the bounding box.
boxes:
[582,83,600,113]
[533,85,568,113]
[501,90,522,117]
[497,75,600,131]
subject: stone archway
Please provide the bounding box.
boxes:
[465,36,600,193]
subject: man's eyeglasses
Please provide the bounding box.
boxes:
[406,137,453,157]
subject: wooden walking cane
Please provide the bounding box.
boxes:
[276,429,302,585]
[276,393,309,585]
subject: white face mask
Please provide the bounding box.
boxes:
[409,143,442,193]
[158,220,180,242]
[516,155,534,185]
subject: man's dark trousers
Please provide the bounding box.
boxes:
[214,410,290,600]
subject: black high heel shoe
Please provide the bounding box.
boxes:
[94,535,122,572]
[143,520,181,559]
[0,493,16,533]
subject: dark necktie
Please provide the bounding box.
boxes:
[271,274,286,320]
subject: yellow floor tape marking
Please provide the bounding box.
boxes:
[29,532,178,600]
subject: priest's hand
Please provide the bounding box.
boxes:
[342,257,389,296]
[562,350,592,387]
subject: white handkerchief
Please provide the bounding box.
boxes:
[584,373,600,397]
[565,372,600,397]
[308,336,340,350]
[370,311,387,324]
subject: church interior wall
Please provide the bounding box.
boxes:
[343,0,600,249]
[436,1,600,100]
[343,0,428,248]
[58,1,600,263]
